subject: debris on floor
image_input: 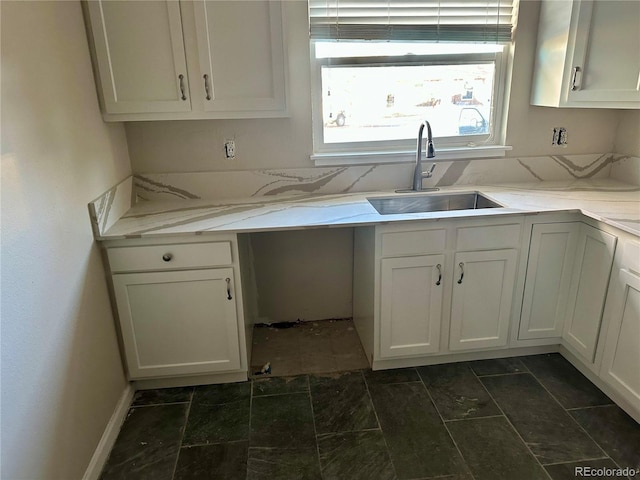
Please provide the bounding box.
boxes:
[254,362,272,376]
[255,317,353,330]
[264,320,301,329]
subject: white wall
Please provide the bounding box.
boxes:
[125,0,621,173]
[614,110,640,157]
[1,2,131,478]
[250,229,354,323]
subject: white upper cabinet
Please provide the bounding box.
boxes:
[531,0,640,109]
[86,1,192,114]
[84,0,289,120]
[193,1,287,114]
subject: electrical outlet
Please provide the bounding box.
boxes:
[224,139,236,159]
[552,127,568,146]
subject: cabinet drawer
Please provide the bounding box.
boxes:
[456,223,521,251]
[380,228,447,257]
[108,242,232,272]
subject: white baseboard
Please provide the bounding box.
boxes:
[82,384,134,480]
[133,371,247,390]
[372,344,559,371]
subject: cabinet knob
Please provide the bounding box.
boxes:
[436,263,442,286]
[162,253,173,262]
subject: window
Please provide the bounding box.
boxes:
[309,1,517,165]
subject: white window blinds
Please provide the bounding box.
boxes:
[309,0,516,43]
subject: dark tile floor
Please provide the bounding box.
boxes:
[101,353,640,480]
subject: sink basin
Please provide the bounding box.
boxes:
[367,192,503,215]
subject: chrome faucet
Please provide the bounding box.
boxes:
[412,120,437,192]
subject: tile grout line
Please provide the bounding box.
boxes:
[443,414,506,423]
[542,456,612,467]
[180,439,250,449]
[470,368,555,480]
[366,379,423,386]
[315,427,382,439]
[130,400,191,408]
[565,403,616,411]
[472,371,530,378]
[246,379,254,480]
[361,368,403,480]
[170,387,195,480]
[415,369,477,480]
[306,375,325,480]
[517,359,533,375]
[520,361,613,464]
[252,389,309,398]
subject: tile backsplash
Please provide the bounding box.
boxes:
[133,153,637,202]
[88,176,133,237]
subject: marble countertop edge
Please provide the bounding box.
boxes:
[96,181,640,241]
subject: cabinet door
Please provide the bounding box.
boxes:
[519,223,579,340]
[113,268,241,379]
[568,0,640,105]
[193,0,287,113]
[563,225,616,362]
[601,269,640,410]
[380,255,444,358]
[86,0,191,114]
[450,250,518,351]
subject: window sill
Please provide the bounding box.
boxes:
[312,145,513,167]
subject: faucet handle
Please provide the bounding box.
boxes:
[422,163,436,178]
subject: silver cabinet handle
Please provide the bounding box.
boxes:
[457,262,464,284]
[225,277,232,300]
[179,74,187,100]
[203,74,212,101]
[436,263,442,286]
[162,253,172,262]
[570,66,581,91]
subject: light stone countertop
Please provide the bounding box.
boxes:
[98,179,640,240]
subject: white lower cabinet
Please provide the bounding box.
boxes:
[106,238,246,381]
[449,249,518,351]
[562,224,616,362]
[600,241,640,411]
[518,222,580,340]
[113,269,241,379]
[379,255,444,358]
[516,220,616,365]
[353,217,523,366]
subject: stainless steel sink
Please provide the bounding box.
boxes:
[367,192,503,215]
